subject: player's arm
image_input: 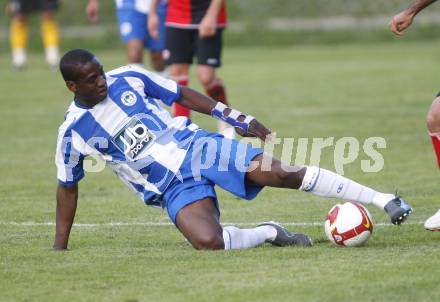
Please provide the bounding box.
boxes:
[54,124,85,250]
[148,0,160,39]
[86,0,100,23]
[53,184,78,250]
[199,0,224,38]
[128,66,271,140]
[389,0,437,35]
[177,86,272,141]
[405,0,437,15]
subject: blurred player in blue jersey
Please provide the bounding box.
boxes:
[53,49,413,251]
[86,0,167,73]
[389,0,440,231]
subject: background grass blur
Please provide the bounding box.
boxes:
[1,43,440,301]
[1,0,440,53]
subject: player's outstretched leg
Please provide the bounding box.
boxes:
[175,198,311,250]
[246,155,413,225]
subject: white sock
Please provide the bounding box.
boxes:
[12,48,27,68]
[300,166,394,210]
[222,225,276,250]
[45,46,59,67]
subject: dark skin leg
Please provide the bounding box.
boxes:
[174,154,307,250]
[125,40,143,64]
[175,198,224,250]
[125,41,164,72]
[246,154,307,189]
[149,51,165,72]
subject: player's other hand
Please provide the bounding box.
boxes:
[148,12,160,40]
[236,119,273,142]
[199,15,217,38]
[389,11,415,36]
[86,0,99,23]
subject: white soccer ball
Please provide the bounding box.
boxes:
[324,202,374,247]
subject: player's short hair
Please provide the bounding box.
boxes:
[59,49,95,82]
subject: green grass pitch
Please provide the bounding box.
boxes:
[1,42,440,302]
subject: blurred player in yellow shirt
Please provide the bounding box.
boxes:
[9,0,60,69]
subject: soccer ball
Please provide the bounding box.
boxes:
[324,202,374,247]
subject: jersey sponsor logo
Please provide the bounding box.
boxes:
[121,91,137,106]
[112,116,154,159]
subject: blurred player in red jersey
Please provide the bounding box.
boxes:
[149,0,235,138]
[389,0,440,231]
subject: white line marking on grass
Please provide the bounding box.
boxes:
[0,221,425,228]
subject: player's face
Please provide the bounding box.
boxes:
[73,58,108,105]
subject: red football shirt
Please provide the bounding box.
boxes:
[166,0,227,29]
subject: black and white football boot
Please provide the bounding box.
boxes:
[258,221,313,247]
[384,196,413,225]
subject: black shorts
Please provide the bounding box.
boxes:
[164,26,224,67]
[10,0,59,14]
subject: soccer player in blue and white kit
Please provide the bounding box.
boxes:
[86,0,167,71]
[54,49,413,251]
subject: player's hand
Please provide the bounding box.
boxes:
[148,12,160,40]
[389,11,414,36]
[199,15,217,38]
[236,119,273,142]
[86,0,99,23]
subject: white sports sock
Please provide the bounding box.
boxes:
[45,46,59,67]
[300,166,394,210]
[222,225,276,250]
[12,48,27,68]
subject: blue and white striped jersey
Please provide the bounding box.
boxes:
[115,0,167,14]
[55,65,199,204]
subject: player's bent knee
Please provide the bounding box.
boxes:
[191,233,224,250]
[426,97,440,133]
[192,237,225,250]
